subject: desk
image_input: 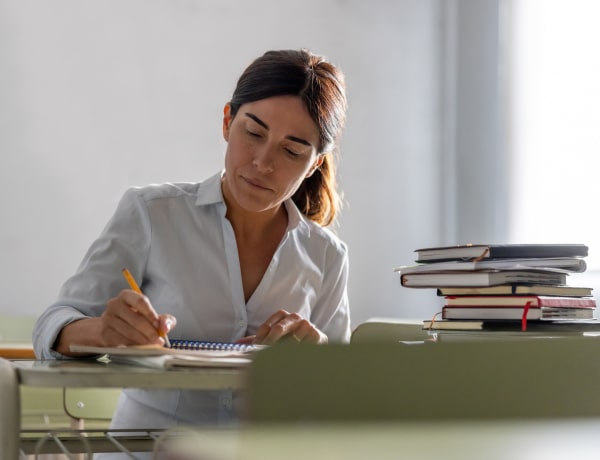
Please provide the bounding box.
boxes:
[14,358,244,390]
[0,358,245,459]
[0,342,35,359]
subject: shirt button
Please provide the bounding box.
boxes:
[238,320,245,327]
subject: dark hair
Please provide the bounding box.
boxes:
[229,49,347,226]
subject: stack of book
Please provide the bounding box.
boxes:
[395,243,597,332]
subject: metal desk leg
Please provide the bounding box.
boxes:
[0,358,20,460]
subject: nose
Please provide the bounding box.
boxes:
[252,144,275,173]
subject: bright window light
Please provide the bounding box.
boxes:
[508,0,600,270]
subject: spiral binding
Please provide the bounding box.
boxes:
[169,339,256,352]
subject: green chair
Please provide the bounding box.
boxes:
[351,317,431,344]
[244,338,600,422]
[0,314,121,431]
[63,387,122,429]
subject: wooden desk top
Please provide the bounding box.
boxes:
[0,342,35,359]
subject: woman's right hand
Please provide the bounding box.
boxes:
[101,289,175,346]
[53,289,176,355]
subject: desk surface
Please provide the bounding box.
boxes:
[13,359,245,390]
[0,342,35,359]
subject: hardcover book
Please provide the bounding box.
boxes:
[400,270,568,288]
[396,257,586,274]
[414,243,588,263]
[441,306,594,321]
[436,285,594,297]
[444,295,597,309]
[422,319,600,332]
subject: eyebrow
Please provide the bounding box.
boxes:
[244,112,314,148]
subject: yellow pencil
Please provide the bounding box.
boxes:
[121,268,171,348]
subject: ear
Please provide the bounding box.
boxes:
[305,154,325,178]
[222,103,232,141]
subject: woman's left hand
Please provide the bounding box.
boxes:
[246,309,328,345]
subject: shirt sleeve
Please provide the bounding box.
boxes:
[310,240,351,343]
[32,188,152,359]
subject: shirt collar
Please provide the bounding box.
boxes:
[283,198,311,235]
[194,171,226,206]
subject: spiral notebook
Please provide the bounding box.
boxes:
[168,339,258,352]
[70,340,263,369]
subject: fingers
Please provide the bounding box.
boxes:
[290,320,328,344]
[158,314,177,336]
[234,335,257,345]
[157,314,176,346]
[254,309,291,344]
[119,289,160,324]
[101,290,170,346]
[254,309,328,345]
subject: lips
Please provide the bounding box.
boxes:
[242,175,272,191]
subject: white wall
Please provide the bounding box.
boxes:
[0,0,453,328]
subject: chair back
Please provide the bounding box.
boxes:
[351,318,431,343]
[244,338,600,422]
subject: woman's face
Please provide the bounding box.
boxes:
[221,95,323,216]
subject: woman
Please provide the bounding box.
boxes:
[33,49,350,432]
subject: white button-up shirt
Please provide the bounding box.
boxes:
[32,171,350,428]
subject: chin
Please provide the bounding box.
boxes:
[230,192,270,213]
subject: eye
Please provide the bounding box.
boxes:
[284,148,301,158]
[246,129,262,138]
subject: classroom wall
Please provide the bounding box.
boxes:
[0,0,485,328]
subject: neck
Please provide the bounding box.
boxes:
[222,184,288,243]
[229,204,288,241]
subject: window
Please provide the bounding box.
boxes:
[507,0,600,277]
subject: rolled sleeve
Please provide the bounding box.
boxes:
[32,188,152,358]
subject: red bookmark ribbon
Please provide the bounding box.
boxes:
[521,301,533,331]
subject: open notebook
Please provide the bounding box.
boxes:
[70,341,262,369]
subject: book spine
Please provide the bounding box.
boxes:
[536,296,596,308]
[444,296,597,308]
[489,244,588,259]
